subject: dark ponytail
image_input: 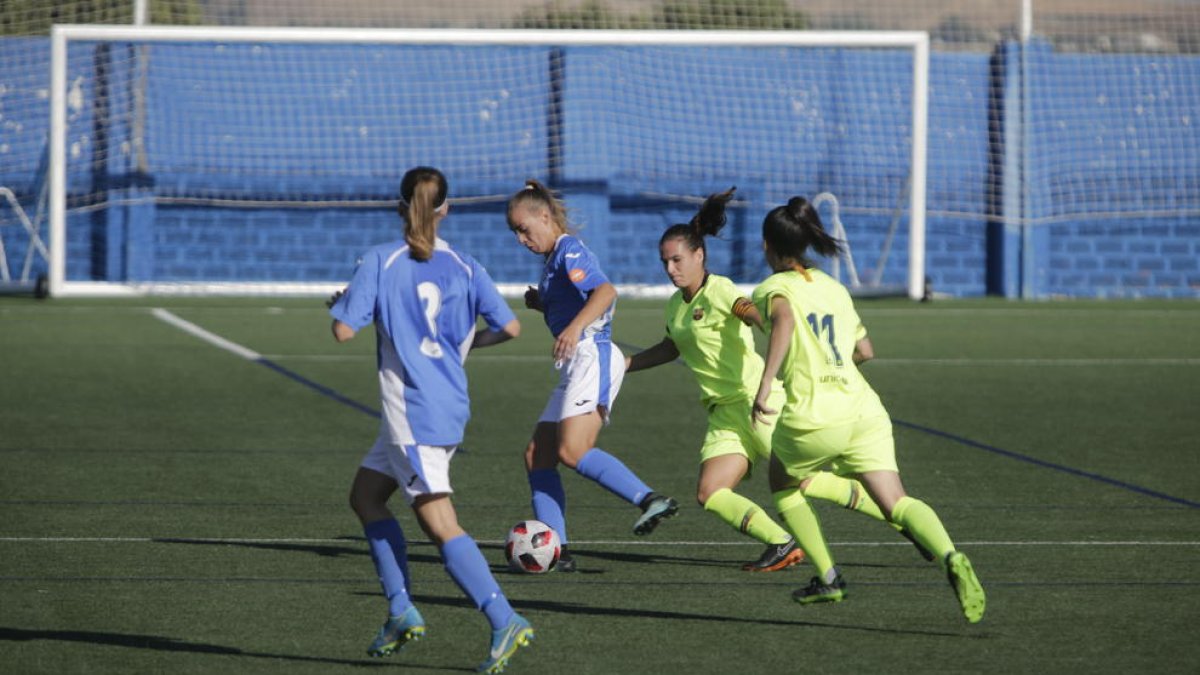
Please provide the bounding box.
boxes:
[659,186,736,255]
[399,166,448,262]
[762,196,843,268]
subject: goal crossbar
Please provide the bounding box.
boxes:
[49,25,928,298]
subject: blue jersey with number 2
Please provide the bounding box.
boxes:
[331,238,515,446]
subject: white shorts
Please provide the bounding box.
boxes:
[360,436,457,505]
[538,339,625,424]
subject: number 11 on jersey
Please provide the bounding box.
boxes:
[806,313,843,366]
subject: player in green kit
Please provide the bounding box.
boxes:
[625,189,906,572]
[750,196,986,623]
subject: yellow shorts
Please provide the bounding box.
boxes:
[698,387,785,466]
[773,413,898,481]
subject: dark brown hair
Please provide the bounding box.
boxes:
[762,196,843,268]
[659,186,736,258]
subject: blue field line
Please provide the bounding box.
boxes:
[613,340,1198,510]
[255,358,381,419]
[893,418,1199,509]
[256,332,1195,509]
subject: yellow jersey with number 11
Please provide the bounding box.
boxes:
[751,268,886,430]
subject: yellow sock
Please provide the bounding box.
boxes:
[703,488,791,545]
[774,488,835,577]
[890,496,956,563]
[803,472,888,522]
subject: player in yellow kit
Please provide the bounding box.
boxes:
[750,195,986,623]
[625,188,903,572]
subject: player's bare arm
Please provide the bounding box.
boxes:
[732,296,763,329]
[472,318,521,350]
[332,319,356,343]
[625,336,680,373]
[553,282,617,362]
[753,295,792,426]
[853,336,874,365]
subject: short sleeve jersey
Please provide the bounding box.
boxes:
[751,268,884,429]
[330,237,515,446]
[664,274,763,407]
[539,234,613,341]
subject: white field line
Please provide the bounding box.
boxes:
[4,305,1198,318]
[150,308,261,361]
[260,353,1200,366]
[868,358,1200,366]
[1,536,1196,547]
[262,353,548,362]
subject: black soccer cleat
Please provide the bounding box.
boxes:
[743,537,806,572]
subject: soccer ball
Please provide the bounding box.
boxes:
[505,520,561,574]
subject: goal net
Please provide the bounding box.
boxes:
[48,26,928,298]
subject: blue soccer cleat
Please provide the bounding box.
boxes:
[366,605,426,657]
[477,613,534,673]
[633,493,679,536]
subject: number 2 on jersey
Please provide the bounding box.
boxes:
[417,282,445,358]
[806,313,843,366]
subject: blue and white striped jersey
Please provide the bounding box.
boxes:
[331,237,515,446]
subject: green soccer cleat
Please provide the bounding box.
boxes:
[477,613,534,674]
[946,551,986,623]
[792,573,847,605]
[367,605,426,657]
[633,493,679,536]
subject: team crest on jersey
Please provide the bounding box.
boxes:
[692,305,705,321]
[568,268,586,283]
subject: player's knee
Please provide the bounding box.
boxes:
[349,489,383,522]
[556,445,583,469]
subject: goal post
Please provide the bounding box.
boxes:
[48,25,928,299]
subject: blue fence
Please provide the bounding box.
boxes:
[1,38,1196,297]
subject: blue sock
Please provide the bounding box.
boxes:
[574,448,653,506]
[528,468,569,545]
[442,534,514,630]
[364,518,411,617]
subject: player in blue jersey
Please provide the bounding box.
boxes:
[329,167,533,673]
[506,179,679,572]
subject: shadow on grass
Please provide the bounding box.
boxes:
[0,627,468,670]
[152,537,441,565]
[408,594,982,640]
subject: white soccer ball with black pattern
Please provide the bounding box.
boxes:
[505,519,561,574]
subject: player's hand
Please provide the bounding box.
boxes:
[524,285,543,312]
[325,288,346,309]
[553,329,580,363]
[751,393,777,428]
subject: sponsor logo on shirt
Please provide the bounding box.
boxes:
[568,268,586,283]
[565,252,581,259]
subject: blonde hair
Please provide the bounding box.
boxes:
[399,166,448,261]
[506,179,570,236]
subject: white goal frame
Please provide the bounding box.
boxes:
[49,25,928,299]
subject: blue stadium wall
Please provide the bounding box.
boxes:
[1,39,1196,298]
